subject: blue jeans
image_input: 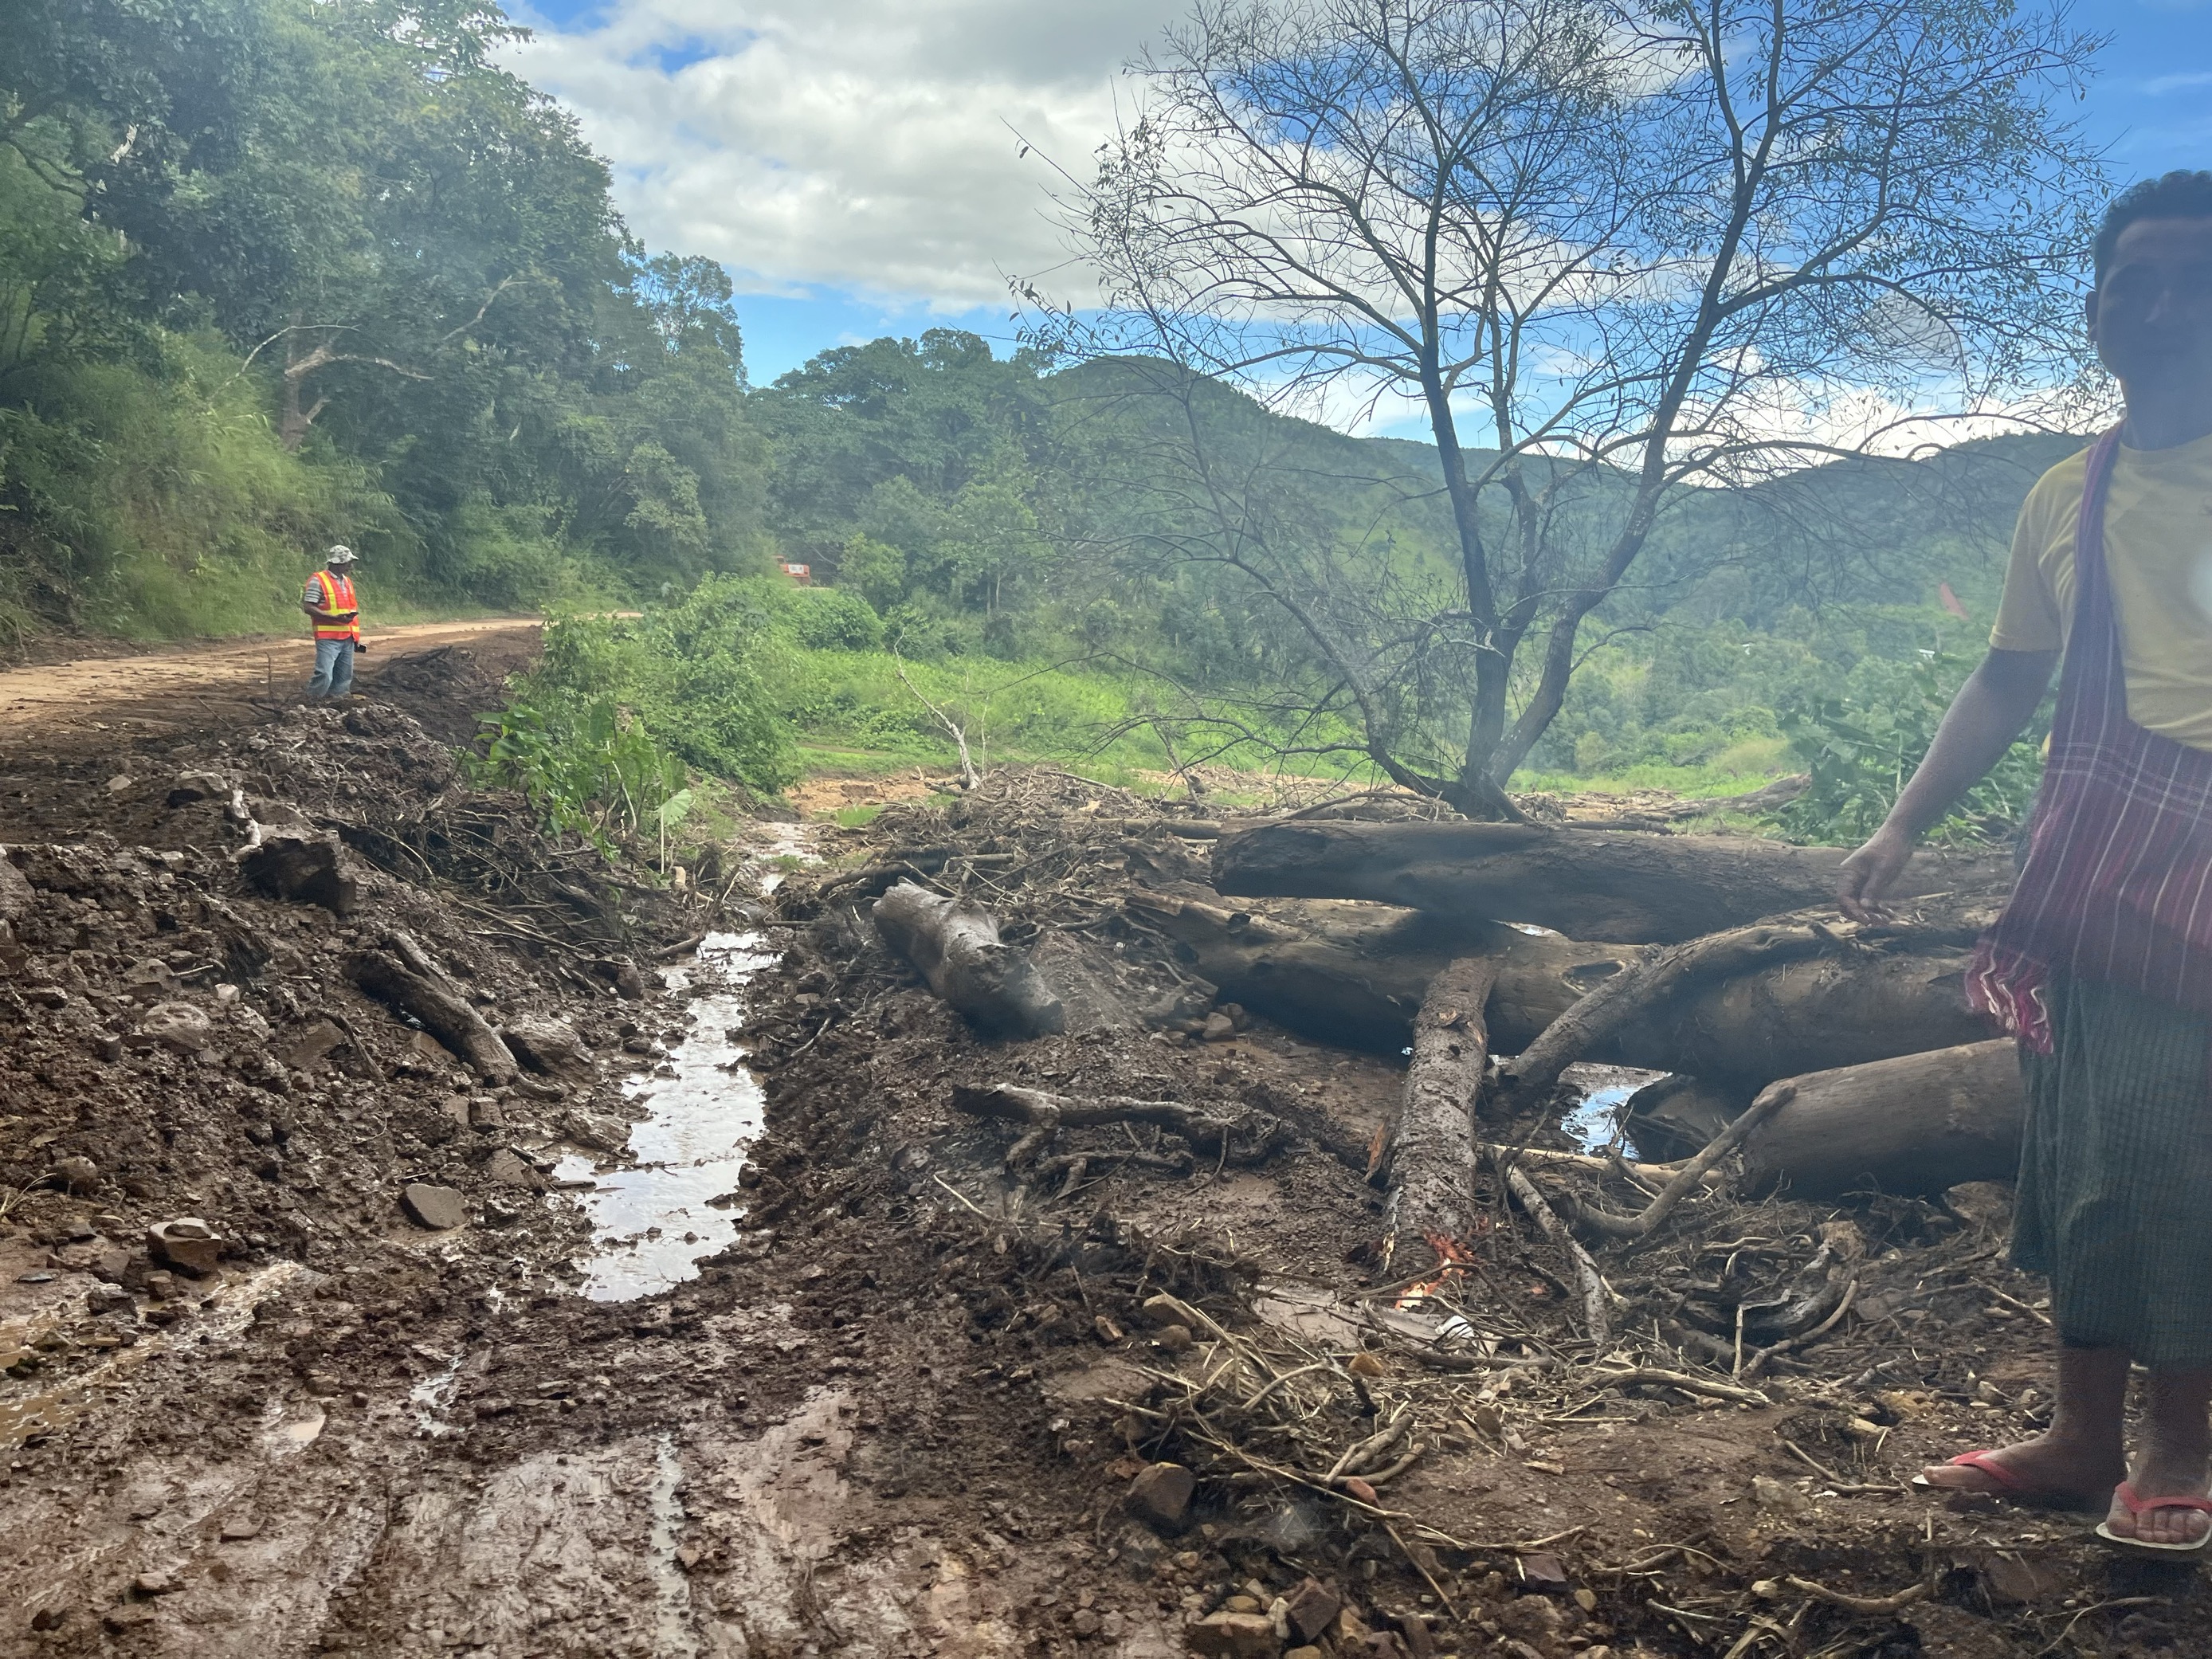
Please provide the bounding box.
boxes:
[307,638,355,700]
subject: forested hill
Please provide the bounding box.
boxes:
[1354,428,2087,626]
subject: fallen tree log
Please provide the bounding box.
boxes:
[1505,920,1876,1097]
[1131,891,1987,1083]
[1382,958,1496,1262]
[873,880,1065,1039]
[1736,1040,2024,1198]
[1128,891,1630,1054]
[352,931,517,1081]
[1211,820,2010,943]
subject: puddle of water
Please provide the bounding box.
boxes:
[566,825,816,1304]
[1558,1063,1668,1157]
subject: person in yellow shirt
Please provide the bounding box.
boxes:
[1838,171,2212,1553]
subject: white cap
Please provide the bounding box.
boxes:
[325,544,356,564]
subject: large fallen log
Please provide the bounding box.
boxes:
[1211,820,2010,943]
[1128,891,1630,1054]
[873,880,1065,1038]
[1382,957,1496,1261]
[1132,891,1988,1083]
[1736,1040,2024,1198]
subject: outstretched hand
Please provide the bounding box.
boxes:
[1836,824,1914,922]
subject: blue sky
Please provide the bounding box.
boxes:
[505,1,2212,397]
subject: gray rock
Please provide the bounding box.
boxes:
[563,1110,630,1153]
[147,1218,222,1277]
[277,1018,348,1072]
[1124,1461,1196,1532]
[123,958,178,999]
[401,1182,469,1230]
[167,771,229,806]
[500,1016,595,1078]
[0,853,31,927]
[484,1148,547,1191]
[132,1002,213,1054]
[1283,1579,1341,1645]
[237,831,358,916]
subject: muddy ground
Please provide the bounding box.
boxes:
[0,637,2204,1658]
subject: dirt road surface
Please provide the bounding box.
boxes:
[0,621,541,740]
[0,634,2205,1658]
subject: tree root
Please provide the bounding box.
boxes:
[1495,1159,1614,1351]
[1559,1083,1798,1241]
[951,1084,1289,1169]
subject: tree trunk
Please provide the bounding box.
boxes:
[1129,890,1988,1081]
[1211,819,2012,943]
[1128,890,1629,1053]
[1383,957,1497,1257]
[1736,1040,2024,1198]
[873,880,1065,1038]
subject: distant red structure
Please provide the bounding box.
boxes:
[779,562,813,586]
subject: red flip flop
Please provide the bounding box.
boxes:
[2094,1482,2212,1555]
[1909,1450,2104,1511]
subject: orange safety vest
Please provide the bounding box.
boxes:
[309,570,361,642]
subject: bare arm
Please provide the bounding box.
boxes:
[1835,646,2057,920]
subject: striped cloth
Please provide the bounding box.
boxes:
[1967,428,2212,1052]
[2013,973,2212,1365]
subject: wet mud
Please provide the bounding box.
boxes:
[0,640,2205,1658]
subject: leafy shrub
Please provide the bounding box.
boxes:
[474,685,689,853]
[1768,653,2047,845]
[786,587,884,651]
[504,580,801,796]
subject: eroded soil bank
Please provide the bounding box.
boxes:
[0,641,2204,1659]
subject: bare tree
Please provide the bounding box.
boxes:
[1039,0,2105,816]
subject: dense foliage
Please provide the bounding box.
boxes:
[2,0,769,642]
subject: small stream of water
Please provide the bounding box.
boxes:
[561,829,812,1303]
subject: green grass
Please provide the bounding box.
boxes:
[1510,739,1794,801]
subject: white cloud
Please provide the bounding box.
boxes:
[506,0,1182,308]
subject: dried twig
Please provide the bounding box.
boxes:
[1499,1160,1614,1349]
[1563,1084,1798,1241]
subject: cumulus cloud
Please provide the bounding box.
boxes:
[506,0,1181,308]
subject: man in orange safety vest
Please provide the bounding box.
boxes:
[301,544,367,700]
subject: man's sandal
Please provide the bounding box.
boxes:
[2093,1482,2212,1555]
[1908,1450,2104,1511]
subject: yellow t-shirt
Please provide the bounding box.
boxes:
[1990,429,2212,753]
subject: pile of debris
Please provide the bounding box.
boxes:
[754,768,2191,1658]
[0,700,699,1421]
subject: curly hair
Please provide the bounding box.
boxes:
[2094,170,2212,284]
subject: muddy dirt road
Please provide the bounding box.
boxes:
[0,621,541,741]
[0,637,2204,1659]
